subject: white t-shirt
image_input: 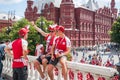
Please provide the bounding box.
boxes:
[35,44,43,57]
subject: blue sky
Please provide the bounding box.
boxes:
[0,0,120,17]
[0,0,27,17]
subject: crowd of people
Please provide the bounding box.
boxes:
[79,53,115,68]
[69,49,119,80]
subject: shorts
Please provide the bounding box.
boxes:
[36,55,51,64]
[36,55,43,64]
[44,55,51,64]
[49,56,67,66]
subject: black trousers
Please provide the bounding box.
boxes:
[13,66,28,80]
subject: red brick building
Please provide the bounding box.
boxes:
[25,0,118,47]
[0,12,21,32]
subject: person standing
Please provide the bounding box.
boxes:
[5,26,29,80]
[47,25,71,80]
[31,21,57,80]
[0,40,10,79]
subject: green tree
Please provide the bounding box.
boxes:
[0,17,53,55]
[35,17,53,46]
[110,17,120,44]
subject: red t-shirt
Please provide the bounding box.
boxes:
[8,38,28,68]
[12,39,24,68]
[45,34,55,53]
[53,36,71,54]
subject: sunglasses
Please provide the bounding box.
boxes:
[56,30,59,32]
[50,31,54,33]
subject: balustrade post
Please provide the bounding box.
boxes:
[82,72,86,80]
[92,73,99,80]
[57,67,62,80]
[73,70,78,80]
[2,55,118,80]
[67,69,70,80]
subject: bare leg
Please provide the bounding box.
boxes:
[42,58,48,73]
[59,57,67,80]
[33,60,45,78]
[47,64,54,80]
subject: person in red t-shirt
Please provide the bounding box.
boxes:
[31,21,57,79]
[47,26,71,80]
[5,25,30,80]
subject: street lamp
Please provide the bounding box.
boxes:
[39,17,45,43]
[6,26,11,35]
[96,36,100,54]
[6,10,15,35]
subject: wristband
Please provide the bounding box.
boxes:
[61,53,64,56]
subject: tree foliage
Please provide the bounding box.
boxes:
[35,16,53,46]
[0,17,53,55]
[110,17,120,44]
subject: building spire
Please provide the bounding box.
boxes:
[62,0,73,3]
[110,0,115,9]
[118,9,120,17]
[60,0,75,29]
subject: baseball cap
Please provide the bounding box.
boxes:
[56,25,64,32]
[19,25,29,36]
[48,24,57,31]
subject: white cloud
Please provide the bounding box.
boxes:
[0,0,23,4]
[97,0,120,8]
[85,0,120,8]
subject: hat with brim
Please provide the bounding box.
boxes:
[56,26,64,32]
[19,27,29,36]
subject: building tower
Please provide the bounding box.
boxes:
[25,0,34,21]
[111,0,115,14]
[111,0,115,9]
[110,0,118,17]
[59,0,76,29]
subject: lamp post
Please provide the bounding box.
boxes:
[6,26,11,35]
[6,10,15,35]
[39,17,45,43]
[96,36,100,54]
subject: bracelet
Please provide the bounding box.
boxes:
[61,53,64,56]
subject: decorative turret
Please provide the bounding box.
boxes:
[25,0,38,21]
[27,0,33,11]
[110,0,117,18]
[110,0,116,14]
[118,9,120,17]
[59,0,75,29]
[110,0,115,9]
[62,0,73,3]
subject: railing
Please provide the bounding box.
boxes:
[2,54,118,80]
